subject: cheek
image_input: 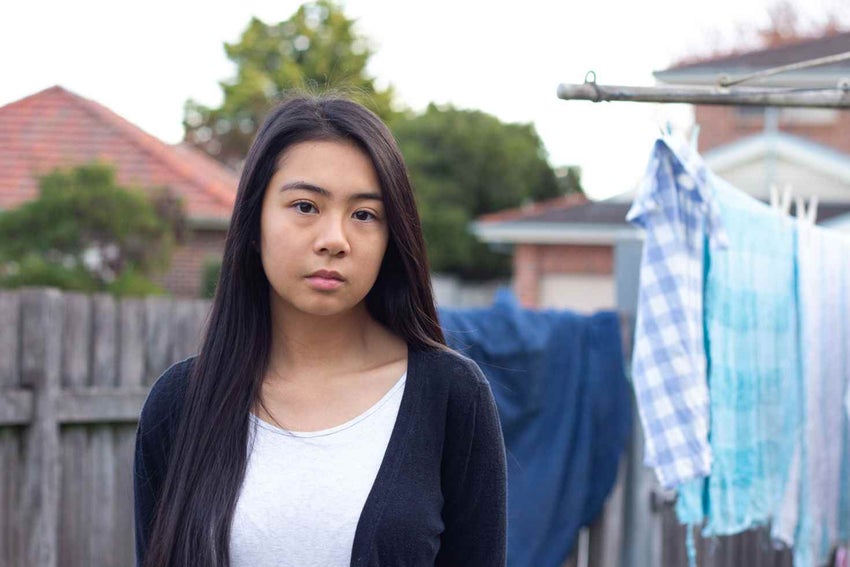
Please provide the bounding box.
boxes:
[365,233,389,267]
[259,227,297,276]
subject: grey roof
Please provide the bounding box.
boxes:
[494,199,850,227]
[509,201,632,226]
[655,32,850,79]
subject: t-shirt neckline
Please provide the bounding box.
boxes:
[249,370,407,438]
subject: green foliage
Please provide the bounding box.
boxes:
[184,0,397,168]
[556,166,585,195]
[200,258,222,299]
[0,163,183,296]
[394,104,561,280]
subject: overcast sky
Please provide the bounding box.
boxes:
[2,0,846,200]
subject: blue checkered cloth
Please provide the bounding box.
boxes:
[627,136,728,489]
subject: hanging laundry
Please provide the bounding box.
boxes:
[626,135,728,489]
[675,174,801,536]
[438,289,631,567]
[836,546,849,567]
[839,230,850,551]
[773,224,850,567]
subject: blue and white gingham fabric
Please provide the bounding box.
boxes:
[626,136,728,489]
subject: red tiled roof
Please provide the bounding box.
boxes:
[0,85,238,222]
[476,193,589,223]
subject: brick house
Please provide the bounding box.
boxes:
[655,31,850,155]
[473,32,850,311]
[0,86,238,297]
[471,194,632,311]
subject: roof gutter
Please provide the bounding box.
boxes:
[470,221,641,245]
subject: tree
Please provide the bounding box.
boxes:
[394,104,561,280]
[0,163,185,295]
[555,166,585,196]
[184,1,396,169]
[676,0,849,65]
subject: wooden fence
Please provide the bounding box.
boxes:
[0,289,210,567]
[0,288,799,567]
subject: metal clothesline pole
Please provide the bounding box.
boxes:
[556,81,850,108]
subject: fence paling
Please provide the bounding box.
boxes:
[0,288,212,567]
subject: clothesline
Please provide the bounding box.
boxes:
[717,50,850,87]
[557,79,850,108]
[559,49,850,108]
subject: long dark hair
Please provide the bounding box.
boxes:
[144,94,446,567]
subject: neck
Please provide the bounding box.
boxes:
[266,298,385,380]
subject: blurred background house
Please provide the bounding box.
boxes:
[472,30,850,313]
[0,86,238,297]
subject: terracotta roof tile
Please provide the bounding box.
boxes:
[0,86,239,222]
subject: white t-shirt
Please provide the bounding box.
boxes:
[229,372,407,567]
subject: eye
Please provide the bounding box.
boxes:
[353,210,378,222]
[292,201,317,214]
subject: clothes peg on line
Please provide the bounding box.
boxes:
[770,184,793,215]
[781,184,793,215]
[689,124,701,151]
[795,195,818,225]
[803,195,818,225]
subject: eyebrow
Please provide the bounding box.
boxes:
[279,181,383,203]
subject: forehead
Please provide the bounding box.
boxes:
[272,139,381,195]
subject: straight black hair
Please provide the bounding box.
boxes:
[144,94,446,567]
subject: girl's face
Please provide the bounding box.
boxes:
[258,139,389,319]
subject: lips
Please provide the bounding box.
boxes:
[308,270,345,281]
[305,271,345,291]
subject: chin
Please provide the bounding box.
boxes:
[303,305,354,317]
[294,296,364,318]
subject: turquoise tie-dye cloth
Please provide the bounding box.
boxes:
[676,173,802,537]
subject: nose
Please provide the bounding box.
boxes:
[313,213,351,257]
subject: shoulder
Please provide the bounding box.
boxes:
[138,355,196,438]
[414,346,493,410]
[416,346,488,383]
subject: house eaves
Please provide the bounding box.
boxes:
[469,221,640,245]
[704,132,850,184]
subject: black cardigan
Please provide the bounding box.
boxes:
[134,346,508,566]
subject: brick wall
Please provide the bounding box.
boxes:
[512,243,614,308]
[695,105,850,153]
[514,245,541,307]
[155,228,227,298]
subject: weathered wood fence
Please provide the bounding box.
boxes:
[0,288,799,567]
[0,288,210,567]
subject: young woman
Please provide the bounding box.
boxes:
[133,95,507,567]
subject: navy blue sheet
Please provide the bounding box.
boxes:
[438,289,632,567]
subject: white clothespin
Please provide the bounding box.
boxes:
[769,184,779,209]
[795,195,818,225]
[770,183,793,215]
[689,124,701,151]
[807,195,819,224]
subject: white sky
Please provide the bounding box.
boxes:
[1,0,846,200]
